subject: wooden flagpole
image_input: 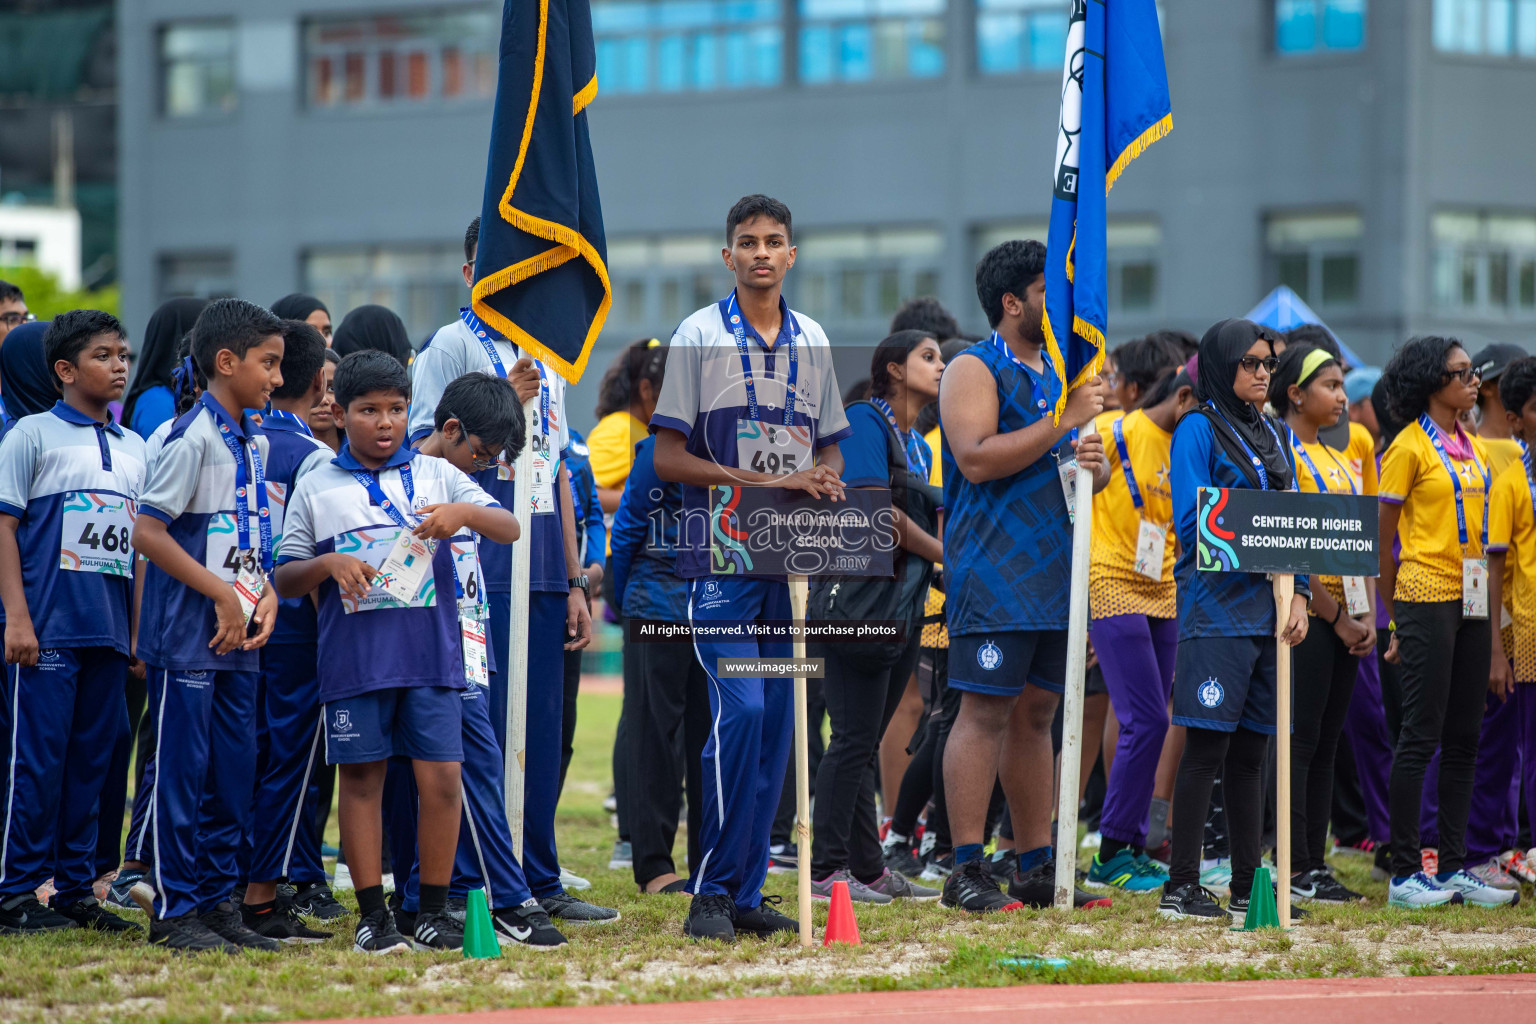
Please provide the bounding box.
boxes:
[1053,456,1096,909]
[789,573,813,948]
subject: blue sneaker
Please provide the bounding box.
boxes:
[1388,872,1462,909]
[1085,849,1164,893]
[103,869,146,912]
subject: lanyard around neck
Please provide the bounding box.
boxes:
[726,291,796,426]
[210,407,272,572]
[1419,413,1488,548]
[1207,401,1282,492]
[870,397,930,478]
[1284,423,1356,495]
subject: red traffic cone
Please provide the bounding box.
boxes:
[823,879,861,947]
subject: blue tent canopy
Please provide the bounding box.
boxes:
[1244,285,1365,368]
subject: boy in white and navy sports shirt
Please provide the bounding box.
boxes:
[275,351,519,954]
[131,298,283,953]
[0,310,147,935]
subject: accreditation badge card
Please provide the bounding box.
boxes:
[59,491,135,577]
[1134,520,1166,580]
[376,529,437,605]
[461,616,488,687]
[334,528,436,613]
[1342,575,1370,616]
[1057,457,1080,524]
[1464,558,1489,619]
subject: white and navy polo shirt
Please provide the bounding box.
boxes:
[649,293,851,579]
[276,443,498,703]
[0,402,147,654]
[409,312,571,595]
[137,393,272,673]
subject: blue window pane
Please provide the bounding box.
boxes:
[800,24,835,81]
[593,2,650,33]
[1487,0,1514,53]
[1027,12,1066,69]
[693,31,718,87]
[977,12,1023,74]
[724,29,749,85]
[657,1,714,28]
[1323,0,1366,50]
[908,22,944,76]
[622,36,650,90]
[751,27,782,83]
[1276,0,1317,54]
[1520,0,1536,56]
[656,34,686,89]
[839,22,873,79]
[597,38,622,91]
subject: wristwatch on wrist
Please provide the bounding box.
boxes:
[568,574,590,595]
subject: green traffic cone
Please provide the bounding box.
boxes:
[463,888,501,959]
[1239,865,1280,930]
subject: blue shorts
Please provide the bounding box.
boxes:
[1172,635,1277,734]
[324,686,464,764]
[948,630,1068,697]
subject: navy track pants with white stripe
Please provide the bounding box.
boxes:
[0,648,127,905]
[245,642,325,885]
[686,577,793,911]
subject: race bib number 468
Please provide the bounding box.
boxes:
[60,491,136,576]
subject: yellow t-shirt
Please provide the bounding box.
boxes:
[919,425,946,647]
[923,425,942,488]
[1489,457,1536,678]
[1089,409,1176,619]
[1482,437,1524,637]
[1291,428,1376,611]
[586,410,647,490]
[1378,421,1492,602]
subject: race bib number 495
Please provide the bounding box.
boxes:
[60,491,136,576]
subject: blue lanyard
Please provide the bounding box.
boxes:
[870,397,931,478]
[348,461,464,600]
[1284,424,1356,496]
[1418,413,1488,548]
[1110,416,1144,511]
[725,291,796,425]
[990,332,1076,449]
[263,409,312,437]
[212,410,272,573]
[1206,402,1283,491]
[461,306,551,432]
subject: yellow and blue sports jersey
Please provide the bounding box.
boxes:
[942,338,1072,635]
[0,402,147,654]
[586,410,647,491]
[1171,411,1307,640]
[1379,420,1492,603]
[1089,408,1175,620]
[1288,425,1376,613]
[1488,455,1536,679]
[919,424,946,647]
[276,443,499,703]
[138,394,273,672]
[608,434,688,621]
[1482,436,1523,629]
[923,425,942,488]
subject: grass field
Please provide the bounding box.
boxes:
[5,687,1536,1024]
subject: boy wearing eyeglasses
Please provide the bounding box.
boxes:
[0,279,30,344]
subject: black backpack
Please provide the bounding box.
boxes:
[807,402,941,667]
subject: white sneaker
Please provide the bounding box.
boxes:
[1467,856,1520,892]
[1498,848,1536,885]
[1199,857,1231,899]
[1434,869,1521,907]
[331,863,353,891]
[559,866,591,891]
[1388,872,1460,909]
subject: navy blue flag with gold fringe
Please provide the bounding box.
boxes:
[471,0,611,384]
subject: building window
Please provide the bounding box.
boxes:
[791,227,942,326]
[1432,211,1536,317]
[976,0,1067,75]
[1275,0,1366,55]
[304,244,466,343]
[1433,0,1536,58]
[161,22,237,117]
[305,9,497,109]
[799,0,945,84]
[593,0,783,95]
[159,252,236,303]
[975,219,1162,316]
[605,235,726,329]
[1265,211,1362,308]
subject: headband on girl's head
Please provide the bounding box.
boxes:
[1297,347,1336,388]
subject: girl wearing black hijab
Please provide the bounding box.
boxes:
[0,320,59,429]
[1160,318,1310,921]
[331,304,412,369]
[271,293,332,344]
[122,297,206,438]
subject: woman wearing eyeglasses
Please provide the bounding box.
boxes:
[1159,319,1310,921]
[1377,337,1515,909]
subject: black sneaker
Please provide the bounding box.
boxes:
[292,883,348,921]
[1291,867,1364,904]
[354,907,411,954]
[984,852,1014,885]
[1157,882,1227,920]
[148,912,239,953]
[492,899,568,951]
[445,896,468,923]
[0,894,78,933]
[1008,859,1113,910]
[538,890,620,925]
[52,897,142,934]
[199,901,283,951]
[941,859,1024,914]
[684,892,736,941]
[919,849,954,882]
[735,894,797,938]
[241,901,333,944]
[1229,893,1308,921]
[882,839,926,880]
[412,910,464,951]
[387,889,416,937]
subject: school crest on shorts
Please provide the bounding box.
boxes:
[1197,677,1224,708]
[334,709,352,732]
[977,641,1003,671]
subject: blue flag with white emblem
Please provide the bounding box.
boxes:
[471,0,611,384]
[1041,0,1171,422]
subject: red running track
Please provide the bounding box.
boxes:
[297,973,1536,1024]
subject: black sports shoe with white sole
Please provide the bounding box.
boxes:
[52,897,142,934]
[539,890,620,924]
[684,892,736,941]
[941,859,1024,914]
[148,912,239,953]
[354,908,411,954]
[0,894,77,933]
[241,901,333,944]
[1157,882,1227,920]
[492,900,567,950]
[412,910,464,951]
[1228,893,1308,921]
[1291,867,1363,904]
[1008,859,1113,910]
[291,883,348,921]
